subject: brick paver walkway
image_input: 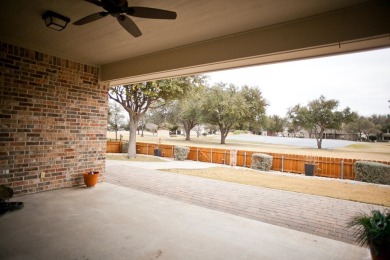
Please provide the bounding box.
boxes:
[105,165,387,244]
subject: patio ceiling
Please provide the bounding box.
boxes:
[1,0,389,85]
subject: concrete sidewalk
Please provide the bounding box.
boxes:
[106,158,224,170]
[0,182,369,260]
[106,160,388,245]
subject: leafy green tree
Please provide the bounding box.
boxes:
[267,115,286,135]
[249,116,268,135]
[240,85,268,131]
[368,114,390,139]
[284,119,302,137]
[109,76,202,158]
[142,107,168,129]
[166,86,206,140]
[344,116,376,140]
[200,83,267,144]
[205,124,218,134]
[287,95,357,149]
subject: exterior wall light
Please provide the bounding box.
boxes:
[42,11,70,31]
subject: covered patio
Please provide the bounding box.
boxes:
[0,0,389,258]
[0,164,370,259]
[1,0,390,195]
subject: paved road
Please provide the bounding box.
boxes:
[105,161,388,245]
[227,134,357,148]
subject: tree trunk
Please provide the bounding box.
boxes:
[185,128,191,141]
[220,133,226,144]
[128,117,139,158]
[316,138,322,149]
[183,121,194,141]
[183,123,191,141]
[220,126,229,144]
[315,129,324,149]
[141,118,144,137]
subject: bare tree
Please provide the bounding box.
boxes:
[107,101,125,140]
[192,124,204,137]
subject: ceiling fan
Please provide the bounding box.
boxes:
[73,0,177,37]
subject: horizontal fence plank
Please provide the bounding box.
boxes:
[106,141,390,181]
[107,141,122,153]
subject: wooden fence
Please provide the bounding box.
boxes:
[107,141,389,180]
[107,141,122,153]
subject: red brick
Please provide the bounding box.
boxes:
[0,42,107,195]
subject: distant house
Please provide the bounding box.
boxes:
[292,129,358,141]
[157,129,170,137]
[322,130,358,141]
[382,130,390,141]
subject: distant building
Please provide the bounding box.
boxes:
[322,130,358,141]
[382,130,390,141]
[289,129,358,141]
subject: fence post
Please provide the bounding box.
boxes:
[146,145,148,155]
[244,152,247,167]
[341,160,344,179]
[197,148,199,161]
[211,149,213,163]
[281,155,284,172]
[223,150,227,165]
[172,146,174,158]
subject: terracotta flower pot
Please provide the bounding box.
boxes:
[83,171,100,187]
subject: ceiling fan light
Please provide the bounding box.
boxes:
[42,11,70,31]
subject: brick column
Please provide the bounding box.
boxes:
[0,42,107,195]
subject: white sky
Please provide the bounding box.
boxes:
[206,47,390,117]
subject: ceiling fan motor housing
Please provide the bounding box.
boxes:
[102,0,128,14]
[74,0,177,37]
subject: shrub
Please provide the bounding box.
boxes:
[233,130,248,135]
[174,146,190,161]
[251,153,273,171]
[354,161,390,185]
[346,209,390,258]
[369,135,377,142]
[121,141,129,153]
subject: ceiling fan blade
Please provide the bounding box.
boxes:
[126,7,177,19]
[73,12,108,25]
[83,0,102,7]
[116,15,142,37]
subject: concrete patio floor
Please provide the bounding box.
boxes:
[0,181,369,259]
[106,160,388,245]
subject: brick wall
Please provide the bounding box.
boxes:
[0,42,107,195]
